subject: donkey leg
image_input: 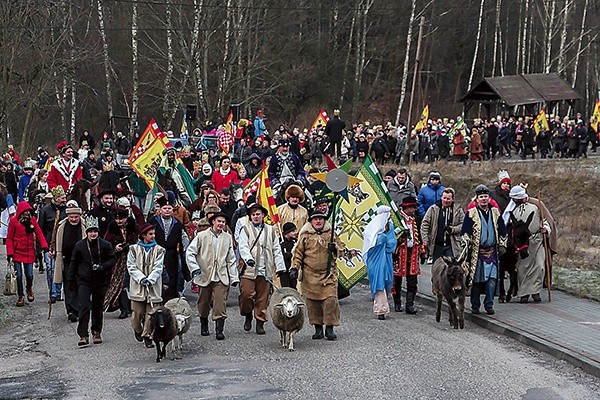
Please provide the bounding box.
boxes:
[458,295,465,329]
[435,294,442,323]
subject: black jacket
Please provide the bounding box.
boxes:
[39,202,67,244]
[89,205,115,238]
[68,237,116,287]
[324,117,346,142]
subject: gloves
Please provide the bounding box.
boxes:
[7,255,12,263]
[289,269,298,281]
[140,278,152,287]
[419,254,427,265]
[246,259,255,268]
[445,227,453,235]
[230,281,239,287]
[191,270,201,278]
[327,243,337,254]
[498,246,507,256]
[276,271,284,278]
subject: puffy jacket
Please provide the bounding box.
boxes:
[6,202,48,263]
[417,182,445,217]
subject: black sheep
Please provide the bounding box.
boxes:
[147,306,178,363]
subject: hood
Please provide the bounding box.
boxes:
[16,201,33,217]
[248,153,261,161]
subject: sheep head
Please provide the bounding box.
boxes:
[150,307,169,329]
[275,296,304,318]
[175,314,190,332]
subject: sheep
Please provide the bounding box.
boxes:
[268,287,305,351]
[432,254,467,330]
[147,305,178,363]
[164,298,193,354]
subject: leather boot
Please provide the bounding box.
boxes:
[215,319,225,340]
[243,315,252,332]
[325,325,337,341]
[200,317,210,336]
[256,320,265,335]
[118,291,130,319]
[312,325,324,340]
[393,298,402,312]
[405,291,418,315]
[27,288,34,302]
[16,296,25,307]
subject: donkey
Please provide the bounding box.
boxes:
[510,211,535,259]
[432,252,467,329]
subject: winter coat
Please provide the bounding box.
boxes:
[420,202,465,258]
[238,222,285,280]
[452,133,467,156]
[68,237,117,287]
[417,182,445,217]
[324,117,346,142]
[51,219,85,284]
[186,228,239,287]
[277,203,308,232]
[356,140,369,158]
[490,185,510,213]
[115,137,131,155]
[291,221,344,300]
[387,176,417,210]
[470,131,483,154]
[245,154,262,179]
[39,202,67,245]
[211,168,240,193]
[127,243,165,303]
[6,202,48,263]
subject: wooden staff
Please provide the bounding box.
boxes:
[537,191,552,302]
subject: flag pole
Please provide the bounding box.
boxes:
[326,193,338,276]
[537,191,552,302]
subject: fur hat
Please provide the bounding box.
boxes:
[65,203,82,215]
[203,204,221,215]
[285,184,304,202]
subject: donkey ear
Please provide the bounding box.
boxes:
[526,211,535,225]
[441,256,453,265]
[510,214,517,224]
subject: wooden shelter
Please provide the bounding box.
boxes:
[460,73,581,117]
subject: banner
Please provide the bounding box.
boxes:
[591,100,600,134]
[414,103,429,131]
[447,117,465,137]
[333,155,404,290]
[128,119,171,189]
[533,108,549,136]
[256,162,279,225]
[310,109,330,133]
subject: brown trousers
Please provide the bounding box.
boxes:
[239,277,270,321]
[131,301,156,338]
[306,296,340,326]
[198,281,229,320]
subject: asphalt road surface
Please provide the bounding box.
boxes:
[0,274,599,400]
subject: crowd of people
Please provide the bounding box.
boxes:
[0,109,561,347]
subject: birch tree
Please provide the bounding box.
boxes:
[467,0,485,90]
[97,0,113,121]
[395,0,417,125]
[131,0,139,135]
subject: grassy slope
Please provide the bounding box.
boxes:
[381,157,600,300]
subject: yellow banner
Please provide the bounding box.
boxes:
[414,103,429,131]
[129,119,169,189]
[591,100,600,134]
[533,108,549,135]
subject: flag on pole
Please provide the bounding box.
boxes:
[181,111,188,138]
[243,172,261,202]
[447,117,465,136]
[256,162,279,225]
[224,108,235,135]
[414,104,429,131]
[533,108,549,136]
[333,155,404,290]
[128,119,171,189]
[310,109,330,133]
[591,99,600,134]
[217,127,234,155]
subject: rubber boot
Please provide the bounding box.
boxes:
[243,315,252,332]
[215,319,225,340]
[256,320,265,335]
[200,317,210,336]
[405,291,418,315]
[312,325,324,340]
[325,325,337,341]
[393,298,402,312]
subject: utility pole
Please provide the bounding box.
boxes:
[404,16,425,165]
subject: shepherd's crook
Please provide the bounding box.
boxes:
[537,191,552,303]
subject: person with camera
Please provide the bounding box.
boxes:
[393,196,426,315]
[420,188,465,264]
[238,203,285,335]
[103,206,137,319]
[68,216,117,347]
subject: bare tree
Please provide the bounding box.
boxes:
[131,0,139,135]
[468,0,485,90]
[97,0,113,122]
[395,0,417,125]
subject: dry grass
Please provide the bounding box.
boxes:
[375,157,600,298]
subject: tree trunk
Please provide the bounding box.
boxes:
[131,0,139,135]
[217,0,233,112]
[97,0,113,122]
[557,0,571,75]
[338,3,357,110]
[571,0,589,88]
[543,0,557,73]
[492,0,501,76]
[520,0,529,74]
[394,0,416,126]
[192,0,207,117]
[468,0,485,90]
[162,0,174,129]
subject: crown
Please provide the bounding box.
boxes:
[83,215,99,231]
[497,169,510,182]
[51,186,65,199]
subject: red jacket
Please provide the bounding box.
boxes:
[47,157,83,191]
[6,202,48,263]
[211,168,239,193]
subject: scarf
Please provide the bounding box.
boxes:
[137,240,157,253]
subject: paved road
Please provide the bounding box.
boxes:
[0,272,599,400]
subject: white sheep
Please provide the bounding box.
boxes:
[164,298,193,354]
[268,287,305,351]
